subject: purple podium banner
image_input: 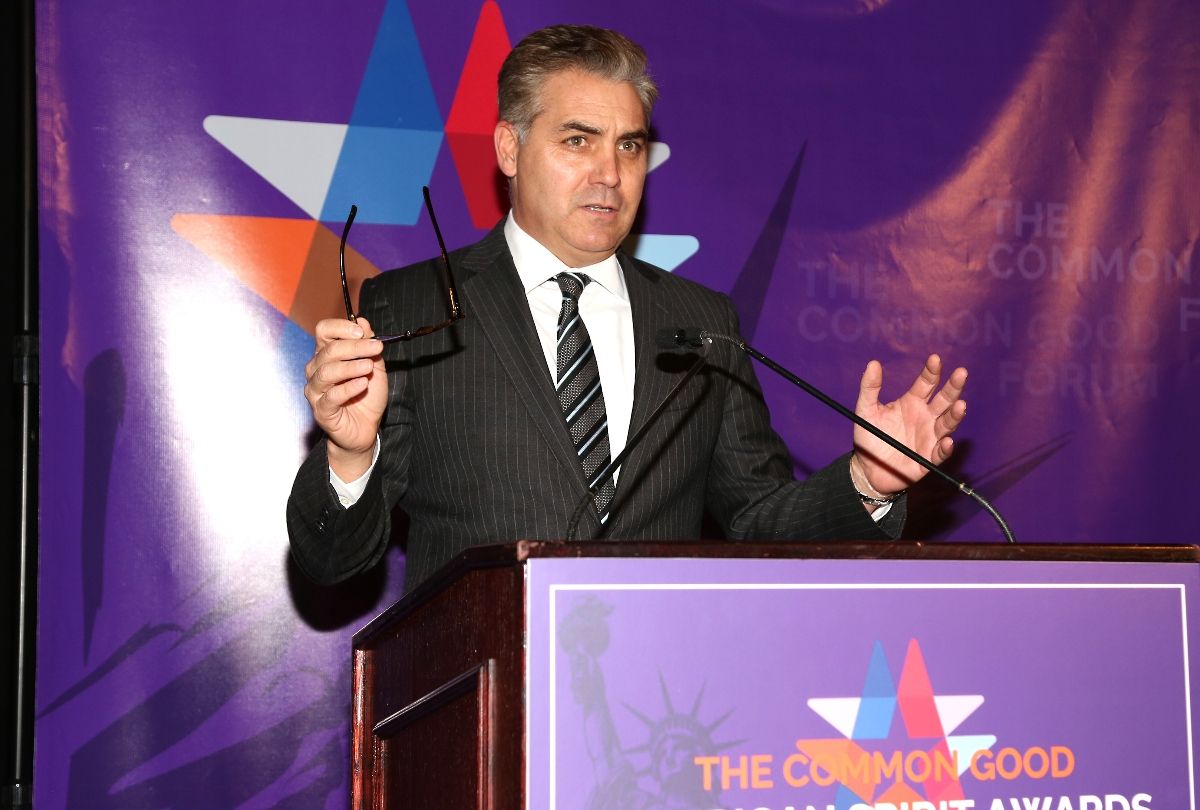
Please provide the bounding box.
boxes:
[527,558,1199,810]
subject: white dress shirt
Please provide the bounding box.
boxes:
[504,213,635,477]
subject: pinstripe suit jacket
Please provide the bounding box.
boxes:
[287,223,902,589]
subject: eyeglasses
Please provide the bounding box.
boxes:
[339,186,463,343]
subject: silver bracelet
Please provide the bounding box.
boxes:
[854,488,898,507]
[849,455,902,506]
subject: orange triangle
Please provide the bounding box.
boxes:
[878,779,925,803]
[171,214,319,316]
[794,738,876,801]
[289,223,381,336]
[922,740,966,803]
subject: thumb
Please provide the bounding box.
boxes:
[856,360,883,413]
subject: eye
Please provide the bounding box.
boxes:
[619,140,644,154]
[565,135,586,147]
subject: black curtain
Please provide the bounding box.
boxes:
[2,0,38,806]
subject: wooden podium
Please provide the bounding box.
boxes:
[349,541,1199,809]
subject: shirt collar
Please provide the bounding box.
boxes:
[504,211,627,300]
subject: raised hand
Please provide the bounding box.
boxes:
[303,317,387,481]
[851,354,967,500]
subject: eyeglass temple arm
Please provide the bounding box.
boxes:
[422,186,462,319]
[339,189,463,338]
[339,204,358,321]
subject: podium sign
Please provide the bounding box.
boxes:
[526,557,1199,810]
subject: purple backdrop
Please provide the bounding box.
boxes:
[34,0,1199,805]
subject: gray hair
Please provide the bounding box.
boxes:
[498,24,658,141]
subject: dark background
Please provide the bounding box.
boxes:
[2,0,37,803]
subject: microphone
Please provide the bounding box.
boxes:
[564,331,710,541]
[698,329,1016,544]
[656,328,707,350]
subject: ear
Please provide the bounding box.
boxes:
[494,121,519,179]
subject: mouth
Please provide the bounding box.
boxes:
[583,204,617,214]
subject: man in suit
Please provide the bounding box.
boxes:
[287,24,968,590]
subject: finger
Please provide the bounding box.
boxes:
[310,316,382,370]
[932,435,956,464]
[929,366,968,414]
[306,342,376,391]
[321,334,384,363]
[855,360,884,412]
[306,356,376,400]
[933,397,967,438]
[905,354,942,402]
[314,375,370,415]
[353,317,376,339]
[314,317,366,344]
[310,317,368,377]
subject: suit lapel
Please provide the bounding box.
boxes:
[459,226,597,516]
[610,255,675,517]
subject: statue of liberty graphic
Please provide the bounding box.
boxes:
[558,597,740,809]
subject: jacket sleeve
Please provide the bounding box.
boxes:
[285,274,415,585]
[703,295,905,542]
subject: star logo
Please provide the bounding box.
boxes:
[799,639,997,809]
[169,0,698,352]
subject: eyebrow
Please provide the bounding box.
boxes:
[559,120,649,142]
[560,120,602,136]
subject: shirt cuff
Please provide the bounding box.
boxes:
[329,436,381,508]
[870,501,893,522]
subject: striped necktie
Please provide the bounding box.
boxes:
[554,272,615,523]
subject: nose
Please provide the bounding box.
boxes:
[589,146,620,188]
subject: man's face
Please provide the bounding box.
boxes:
[495,69,648,268]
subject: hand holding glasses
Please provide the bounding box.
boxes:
[339,186,463,343]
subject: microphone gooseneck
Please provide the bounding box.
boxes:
[564,336,710,542]
[701,330,1016,544]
